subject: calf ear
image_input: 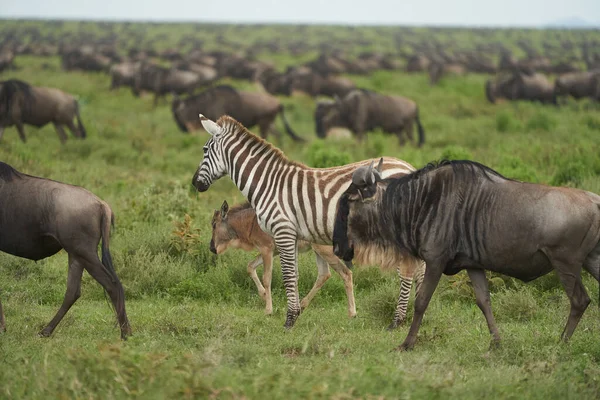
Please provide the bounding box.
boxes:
[221,200,229,219]
[199,114,221,137]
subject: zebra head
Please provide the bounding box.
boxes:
[192,114,228,192]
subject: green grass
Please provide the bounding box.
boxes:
[1,24,600,399]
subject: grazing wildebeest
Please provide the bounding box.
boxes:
[109,61,139,91]
[315,89,425,147]
[0,162,131,339]
[0,79,87,144]
[554,70,600,102]
[191,114,422,328]
[172,85,304,143]
[485,72,556,104]
[210,200,356,317]
[333,159,600,351]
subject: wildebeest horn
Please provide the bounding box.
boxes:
[366,160,375,185]
[199,114,221,137]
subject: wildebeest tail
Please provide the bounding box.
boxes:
[171,98,189,133]
[101,204,119,284]
[415,107,425,147]
[279,105,305,142]
[75,101,87,139]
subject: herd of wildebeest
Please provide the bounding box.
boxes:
[1,22,600,351]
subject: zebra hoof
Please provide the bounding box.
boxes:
[284,310,300,329]
[387,322,399,331]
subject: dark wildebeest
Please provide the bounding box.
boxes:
[210,200,356,317]
[171,85,304,143]
[0,162,131,338]
[0,79,87,144]
[333,159,600,351]
[315,89,425,147]
[554,70,600,102]
[485,72,556,104]
[109,61,139,91]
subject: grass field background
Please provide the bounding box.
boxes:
[1,22,600,399]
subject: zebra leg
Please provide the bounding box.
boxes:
[388,271,413,330]
[299,251,331,312]
[275,233,301,329]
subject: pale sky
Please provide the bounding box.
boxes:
[1,0,599,27]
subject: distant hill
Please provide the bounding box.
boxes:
[544,17,599,29]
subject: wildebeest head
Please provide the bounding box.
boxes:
[191,114,228,192]
[333,158,385,261]
[314,96,343,138]
[0,79,34,124]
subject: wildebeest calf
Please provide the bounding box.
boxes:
[0,162,131,339]
[334,159,600,351]
[211,200,356,317]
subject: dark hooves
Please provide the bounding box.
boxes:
[38,329,52,338]
[284,311,300,329]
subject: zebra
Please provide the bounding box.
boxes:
[192,114,424,328]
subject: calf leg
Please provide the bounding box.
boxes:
[79,252,131,339]
[467,269,501,347]
[556,266,590,342]
[300,252,331,312]
[247,255,267,300]
[329,261,356,318]
[396,261,445,351]
[39,255,84,337]
[53,123,68,144]
[261,251,274,315]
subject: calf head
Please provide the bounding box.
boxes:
[210,200,237,254]
[333,158,385,262]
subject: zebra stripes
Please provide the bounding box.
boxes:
[193,114,419,327]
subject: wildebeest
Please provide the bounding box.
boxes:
[428,62,466,85]
[210,200,356,317]
[172,85,304,142]
[109,61,139,91]
[554,70,600,102]
[133,62,211,107]
[315,89,425,146]
[0,79,87,144]
[485,72,556,104]
[0,162,131,339]
[333,159,600,351]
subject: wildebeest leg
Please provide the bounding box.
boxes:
[79,252,132,339]
[39,255,84,337]
[555,266,590,342]
[53,123,68,145]
[0,125,5,141]
[405,121,414,144]
[396,261,445,351]
[16,122,26,143]
[65,120,81,139]
[300,252,332,313]
[467,269,501,347]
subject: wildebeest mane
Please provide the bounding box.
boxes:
[0,161,24,182]
[0,79,35,117]
[382,159,513,191]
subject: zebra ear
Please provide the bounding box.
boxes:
[199,114,221,137]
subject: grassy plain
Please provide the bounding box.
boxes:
[1,23,600,399]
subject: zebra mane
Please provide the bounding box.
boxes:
[215,115,307,169]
